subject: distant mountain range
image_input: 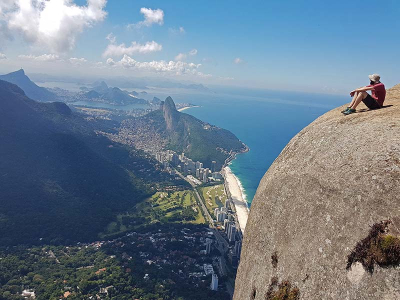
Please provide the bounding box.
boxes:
[0,79,185,246]
[30,73,212,92]
[85,81,147,105]
[0,70,150,106]
[0,69,57,102]
[0,70,208,109]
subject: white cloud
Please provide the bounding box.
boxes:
[128,7,164,29]
[69,57,87,65]
[0,0,107,52]
[174,53,187,61]
[106,32,116,44]
[219,76,234,81]
[103,41,162,57]
[94,61,105,68]
[106,54,210,78]
[169,26,185,35]
[234,57,244,64]
[175,49,198,61]
[139,7,164,26]
[19,54,62,62]
[189,49,198,56]
[0,53,7,60]
[106,58,116,66]
[17,54,91,66]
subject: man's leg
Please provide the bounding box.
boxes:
[348,92,358,108]
[349,91,368,109]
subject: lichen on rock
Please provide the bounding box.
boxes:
[265,277,300,300]
[346,220,400,273]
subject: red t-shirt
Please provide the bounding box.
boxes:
[368,82,386,106]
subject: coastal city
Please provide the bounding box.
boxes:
[155,150,223,184]
[1,1,399,299]
[151,148,249,296]
[1,124,249,299]
[8,157,247,300]
[153,147,249,234]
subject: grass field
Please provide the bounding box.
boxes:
[101,190,206,237]
[198,184,227,216]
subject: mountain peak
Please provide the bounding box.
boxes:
[4,68,27,79]
[14,69,25,76]
[164,96,177,111]
[92,81,109,94]
[0,69,55,102]
[162,96,179,131]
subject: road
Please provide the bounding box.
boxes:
[175,170,213,223]
[175,169,234,298]
[176,170,230,248]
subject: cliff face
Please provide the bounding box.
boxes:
[234,85,400,300]
[0,69,56,102]
[162,96,180,131]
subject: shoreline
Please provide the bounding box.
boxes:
[223,166,249,234]
[178,105,200,112]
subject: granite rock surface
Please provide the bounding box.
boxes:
[234,84,400,300]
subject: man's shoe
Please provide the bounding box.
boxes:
[343,108,356,115]
[341,107,350,113]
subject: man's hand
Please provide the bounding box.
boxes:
[350,91,355,97]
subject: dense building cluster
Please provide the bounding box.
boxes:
[156,151,223,184]
[106,118,168,153]
[213,199,243,269]
[1,224,233,300]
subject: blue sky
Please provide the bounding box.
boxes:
[0,0,399,93]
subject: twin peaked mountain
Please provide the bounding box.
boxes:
[0,79,181,246]
[118,96,247,170]
[0,72,246,246]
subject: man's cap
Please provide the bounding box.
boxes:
[369,74,381,83]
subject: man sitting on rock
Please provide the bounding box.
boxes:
[342,74,386,115]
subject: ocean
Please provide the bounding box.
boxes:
[65,84,348,207]
[170,87,348,207]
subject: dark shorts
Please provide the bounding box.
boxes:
[362,94,381,110]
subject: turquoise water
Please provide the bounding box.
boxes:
[69,86,348,207]
[174,87,348,206]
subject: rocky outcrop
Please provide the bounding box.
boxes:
[234,85,400,300]
[162,96,180,131]
[0,69,56,102]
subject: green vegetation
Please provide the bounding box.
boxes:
[346,220,400,273]
[0,224,230,300]
[138,97,246,169]
[102,190,206,237]
[265,277,300,300]
[168,112,244,169]
[0,80,188,246]
[198,184,227,216]
[0,69,56,102]
[0,81,238,299]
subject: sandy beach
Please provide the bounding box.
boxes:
[177,107,191,112]
[223,166,249,233]
[177,106,200,112]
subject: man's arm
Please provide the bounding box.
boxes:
[350,86,374,96]
[354,86,375,92]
